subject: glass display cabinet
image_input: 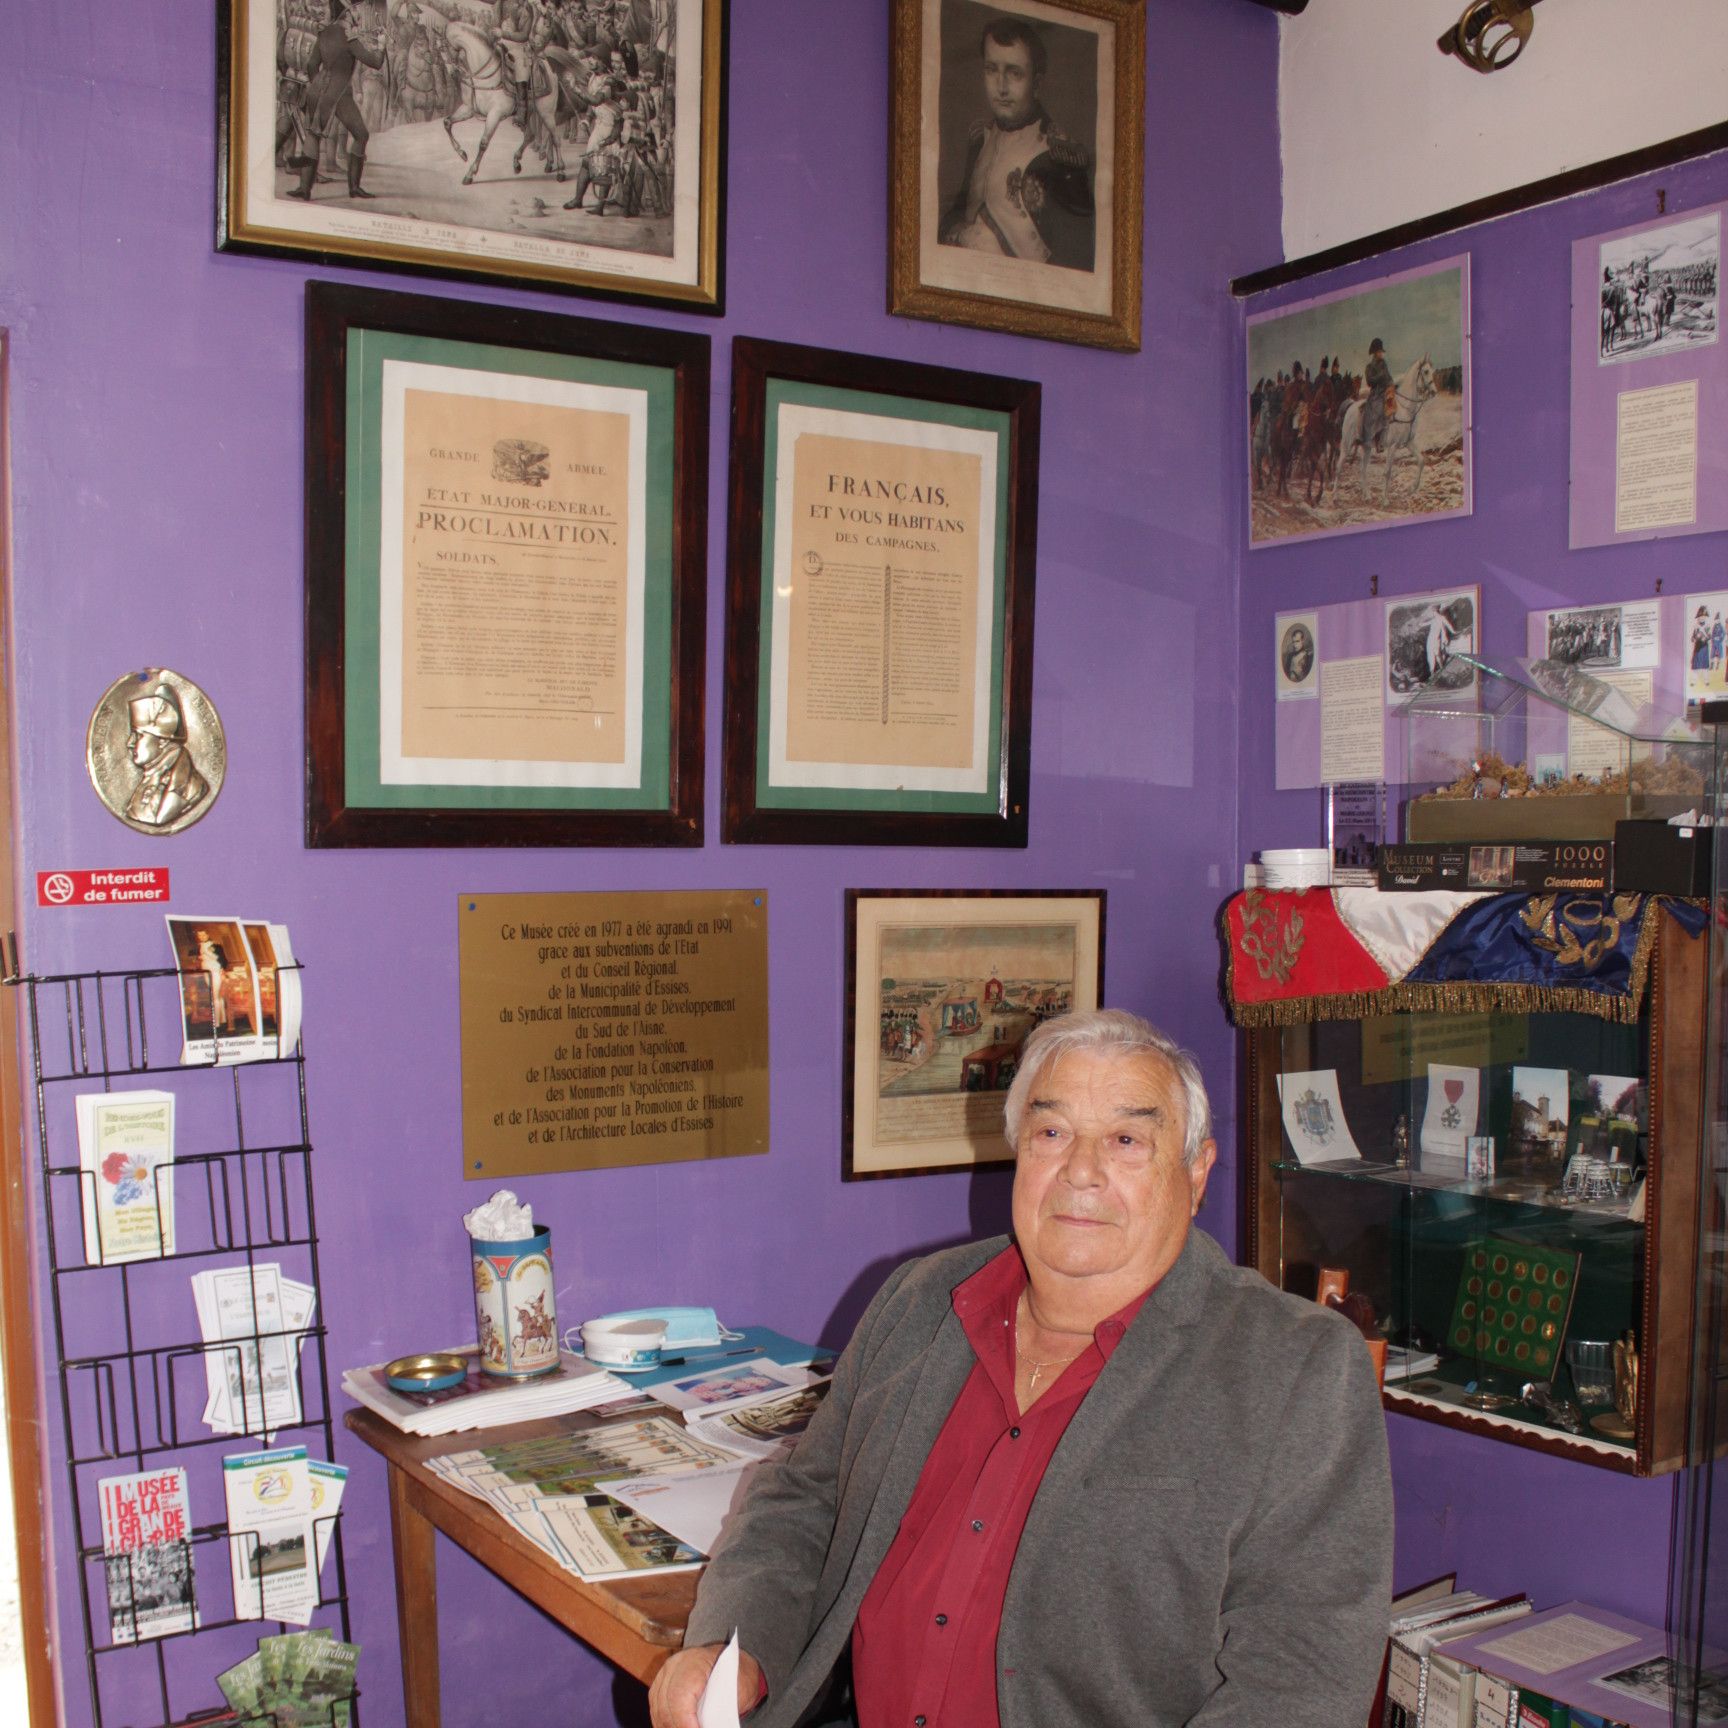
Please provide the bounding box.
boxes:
[1237,654,1718,1476]
[1396,651,1710,844]
[1243,918,1703,1474]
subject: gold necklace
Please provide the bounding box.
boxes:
[1015,1295,1090,1391]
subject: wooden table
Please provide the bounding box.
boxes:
[345,1407,698,1728]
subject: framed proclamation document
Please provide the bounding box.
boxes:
[722,337,1040,847]
[305,281,708,848]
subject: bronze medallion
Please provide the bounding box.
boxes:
[86,669,225,836]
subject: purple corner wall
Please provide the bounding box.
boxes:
[1236,148,1728,1620]
[0,3,1279,1724]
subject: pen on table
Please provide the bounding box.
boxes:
[656,1347,758,1367]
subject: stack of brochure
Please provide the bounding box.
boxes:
[425,1416,745,1581]
[341,1346,627,1437]
[193,1264,316,1441]
[647,1356,832,1461]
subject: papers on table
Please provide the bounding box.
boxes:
[425,1417,746,1581]
[193,1264,316,1441]
[605,1462,755,1558]
[341,1346,626,1437]
[651,1357,814,1416]
[1275,1070,1362,1165]
[685,1379,832,1461]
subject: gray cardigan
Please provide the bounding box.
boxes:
[686,1227,1393,1728]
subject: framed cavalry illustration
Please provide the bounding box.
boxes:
[1247,255,1473,547]
[218,0,726,311]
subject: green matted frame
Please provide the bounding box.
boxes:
[722,336,1040,847]
[305,281,708,848]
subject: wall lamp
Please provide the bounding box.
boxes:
[1438,0,1544,72]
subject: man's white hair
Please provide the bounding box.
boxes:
[1002,1008,1214,1166]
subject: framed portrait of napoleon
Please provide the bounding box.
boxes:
[217,0,725,311]
[889,0,1143,351]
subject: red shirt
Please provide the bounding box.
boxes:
[850,1247,1150,1728]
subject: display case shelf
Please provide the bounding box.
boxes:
[1242,911,1705,1475]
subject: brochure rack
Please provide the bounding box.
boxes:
[15,961,355,1728]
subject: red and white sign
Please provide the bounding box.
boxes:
[36,869,170,907]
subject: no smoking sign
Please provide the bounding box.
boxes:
[37,869,169,907]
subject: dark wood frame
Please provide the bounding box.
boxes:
[722,336,1040,847]
[1241,919,1704,1476]
[216,0,728,315]
[305,281,708,848]
[888,0,1144,350]
[842,888,1105,1181]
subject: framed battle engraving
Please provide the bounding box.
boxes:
[889,0,1143,351]
[218,0,725,311]
[843,889,1105,1179]
[722,337,1040,847]
[305,281,708,847]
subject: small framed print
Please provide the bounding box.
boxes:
[304,281,709,847]
[218,0,726,312]
[889,0,1144,351]
[843,890,1104,1179]
[722,337,1040,847]
[1275,611,1319,701]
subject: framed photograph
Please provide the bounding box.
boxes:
[889,0,1143,351]
[843,890,1105,1179]
[1569,201,1727,548]
[722,337,1040,847]
[1247,255,1472,546]
[305,280,708,847]
[218,0,725,312]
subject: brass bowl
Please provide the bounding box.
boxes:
[384,1351,468,1393]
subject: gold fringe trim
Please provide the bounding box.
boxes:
[1226,897,1698,1028]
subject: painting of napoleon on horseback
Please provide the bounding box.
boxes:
[1247,260,1470,546]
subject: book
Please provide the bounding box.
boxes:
[77,1090,175,1265]
[1382,1593,1513,1727]
[99,1466,196,1643]
[1372,1575,1460,1728]
[1402,1597,1533,1726]
[341,1345,625,1437]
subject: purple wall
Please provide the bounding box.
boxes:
[1237,149,1728,1620]
[0,3,1279,1724]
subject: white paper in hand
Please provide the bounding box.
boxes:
[696,1629,743,1728]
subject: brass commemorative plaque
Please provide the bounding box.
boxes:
[459,890,769,1178]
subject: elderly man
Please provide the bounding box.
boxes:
[651,1009,1392,1728]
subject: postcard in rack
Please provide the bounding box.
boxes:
[242,922,302,1059]
[99,1466,196,1643]
[194,1263,316,1439]
[166,916,264,1064]
[223,1446,316,1625]
[77,1089,175,1264]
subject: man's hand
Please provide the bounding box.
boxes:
[648,1642,764,1728]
